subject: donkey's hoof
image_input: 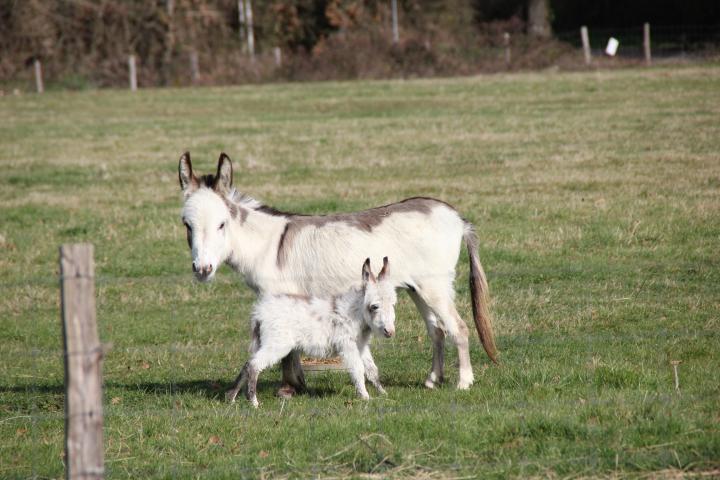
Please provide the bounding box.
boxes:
[251,398,259,408]
[456,378,474,390]
[424,372,443,389]
[276,385,296,399]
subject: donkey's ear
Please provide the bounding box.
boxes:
[178,152,198,195]
[362,257,375,283]
[214,153,233,194]
[378,256,389,281]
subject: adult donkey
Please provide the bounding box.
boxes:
[178,152,497,395]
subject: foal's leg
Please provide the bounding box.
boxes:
[358,333,386,395]
[244,343,293,408]
[339,343,369,400]
[226,362,250,403]
[417,284,474,390]
[226,327,262,403]
[409,291,445,389]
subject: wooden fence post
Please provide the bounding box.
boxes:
[503,32,511,68]
[128,55,137,91]
[391,0,400,44]
[60,244,104,480]
[245,0,255,59]
[34,59,44,94]
[643,22,652,66]
[581,26,592,66]
[189,50,200,84]
[238,0,246,49]
[273,47,282,67]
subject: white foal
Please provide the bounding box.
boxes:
[226,257,396,407]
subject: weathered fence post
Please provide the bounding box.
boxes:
[580,26,592,66]
[391,0,400,44]
[34,59,44,94]
[128,55,137,91]
[60,244,104,480]
[503,32,511,68]
[643,22,652,66]
[245,0,255,60]
[189,50,200,84]
[273,47,282,67]
[238,0,246,49]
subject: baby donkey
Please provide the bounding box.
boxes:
[226,257,397,407]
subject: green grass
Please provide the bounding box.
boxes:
[1,66,719,479]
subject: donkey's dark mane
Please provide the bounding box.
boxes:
[245,195,456,219]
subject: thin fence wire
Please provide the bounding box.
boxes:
[555,24,720,59]
[3,325,717,361]
[0,256,714,290]
[4,265,718,478]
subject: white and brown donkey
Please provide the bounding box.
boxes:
[178,152,497,394]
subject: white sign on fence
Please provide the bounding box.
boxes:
[605,37,619,56]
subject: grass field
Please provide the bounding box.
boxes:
[1,65,719,479]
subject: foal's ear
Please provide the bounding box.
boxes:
[378,256,389,281]
[362,258,376,283]
[214,153,233,195]
[178,152,198,195]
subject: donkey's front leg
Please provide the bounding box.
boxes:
[340,344,369,400]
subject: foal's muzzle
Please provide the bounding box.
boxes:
[192,262,214,281]
[383,327,395,338]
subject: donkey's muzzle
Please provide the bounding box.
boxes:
[383,328,395,338]
[192,262,214,281]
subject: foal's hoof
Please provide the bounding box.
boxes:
[276,385,297,399]
[225,390,238,403]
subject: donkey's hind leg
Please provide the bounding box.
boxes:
[279,350,307,398]
[415,283,474,390]
[408,291,445,389]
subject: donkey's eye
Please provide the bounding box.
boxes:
[218,222,225,231]
[369,304,379,312]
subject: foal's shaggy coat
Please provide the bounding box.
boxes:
[225,258,396,407]
[179,152,496,391]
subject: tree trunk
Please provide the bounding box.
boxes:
[528,0,552,39]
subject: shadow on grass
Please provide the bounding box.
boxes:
[2,376,416,402]
[104,379,345,401]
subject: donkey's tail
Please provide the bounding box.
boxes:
[463,222,498,364]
